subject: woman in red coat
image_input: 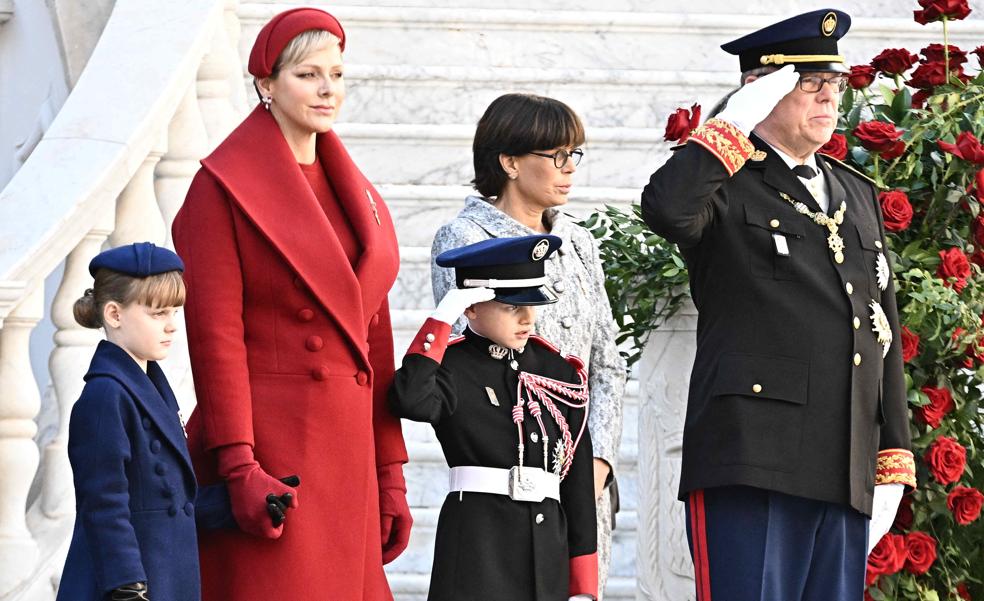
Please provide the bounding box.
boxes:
[172,8,411,600]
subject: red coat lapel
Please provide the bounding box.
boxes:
[200,106,370,360]
[315,133,400,323]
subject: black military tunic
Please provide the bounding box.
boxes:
[641,126,914,516]
[390,321,597,601]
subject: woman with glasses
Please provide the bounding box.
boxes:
[431,92,626,599]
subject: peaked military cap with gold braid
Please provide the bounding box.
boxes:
[721,8,851,74]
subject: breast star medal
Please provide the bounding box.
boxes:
[875,252,890,291]
[869,300,893,358]
[551,439,566,476]
[780,193,847,264]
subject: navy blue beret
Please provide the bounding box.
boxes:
[721,9,851,73]
[436,235,562,306]
[88,242,185,278]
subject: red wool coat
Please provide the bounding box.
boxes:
[172,106,407,600]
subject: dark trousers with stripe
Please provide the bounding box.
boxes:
[685,486,868,601]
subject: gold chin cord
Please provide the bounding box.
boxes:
[760,53,845,66]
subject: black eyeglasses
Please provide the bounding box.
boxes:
[528,148,584,169]
[798,75,848,93]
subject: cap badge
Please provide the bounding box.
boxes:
[531,239,550,261]
[821,12,837,36]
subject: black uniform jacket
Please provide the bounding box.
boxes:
[641,133,911,516]
[390,320,597,601]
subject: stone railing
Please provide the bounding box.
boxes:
[0,0,245,597]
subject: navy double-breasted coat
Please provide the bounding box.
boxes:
[57,341,231,601]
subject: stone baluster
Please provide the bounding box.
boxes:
[156,82,208,243]
[197,0,246,148]
[42,216,114,518]
[109,142,167,248]
[0,284,44,597]
[636,302,698,601]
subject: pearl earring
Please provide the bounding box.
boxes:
[262,96,272,110]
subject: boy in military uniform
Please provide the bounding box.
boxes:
[641,9,916,601]
[390,235,598,601]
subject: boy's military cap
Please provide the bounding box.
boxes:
[721,9,851,73]
[89,242,185,278]
[436,235,562,306]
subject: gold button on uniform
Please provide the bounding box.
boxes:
[752,384,762,393]
[853,353,862,366]
[425,333,436,342]
[770,219,780,228]
[853,317,861,329]
[875,240,883,249]
[845,282,854,295]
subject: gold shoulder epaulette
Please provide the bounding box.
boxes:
[818,154,884,189]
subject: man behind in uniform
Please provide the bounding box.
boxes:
[641,9,916,601]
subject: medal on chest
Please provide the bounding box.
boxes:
[779,192,847,264]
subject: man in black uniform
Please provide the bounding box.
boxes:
[641,9,916,601]
[390,235,598,601]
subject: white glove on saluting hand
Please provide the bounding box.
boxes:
[430,287,496,325]
[867,483,905,554]
[716,65,799,135]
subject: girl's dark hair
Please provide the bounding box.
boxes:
[471,93,585,198]
[73,269,186,329]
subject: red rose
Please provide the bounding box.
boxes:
[914,0,972,24]
[664,103,701,143]
[921,43,968,66]
[911,89,933,108]
[909,62,945,88]
[866,532,907,585]
[974,168,984,204]
[893,493,914,531]
[938,131,984,164]
[819,133,848,160]
[849,65,877,89]
[903,531,937,575]
[925,435,967,485]
[974,46,984,68]
[971,250,984,268]
[917,386,955,428]
[957,582,972,601]
[879,190,913,231]
[881,140,906,160]
[854,121,904,153]
[937,247,971,292]
[871,48,919,75]
[947,486,984,525]
[900,326,920,362]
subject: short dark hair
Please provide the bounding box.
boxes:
[471,93,585,198]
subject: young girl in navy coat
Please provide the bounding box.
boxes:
[56,243,250,601]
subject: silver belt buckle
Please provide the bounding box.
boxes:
[508,467,545,502]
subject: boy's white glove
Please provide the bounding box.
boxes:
[716,65,799,135]
[430,287,496,325]
[867,483,905,554]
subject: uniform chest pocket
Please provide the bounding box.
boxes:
[855,223,886,298]
[743,204,806,281]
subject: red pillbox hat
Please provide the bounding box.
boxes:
[248,8,346,78]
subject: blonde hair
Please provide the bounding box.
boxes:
[272,29,342,77]
[73,270,186,329]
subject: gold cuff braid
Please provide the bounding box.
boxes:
[688,118,756,176]
[875,448,916,488]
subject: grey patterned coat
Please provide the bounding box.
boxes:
[431,195,626,472]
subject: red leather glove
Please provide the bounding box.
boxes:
[217,443,298,539]
[377,462,412,564]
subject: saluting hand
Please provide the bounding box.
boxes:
[716,64,798,135]
[430,287,497,325]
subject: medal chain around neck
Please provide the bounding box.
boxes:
[779,192,847,264]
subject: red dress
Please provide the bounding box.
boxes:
[173,105,406,600]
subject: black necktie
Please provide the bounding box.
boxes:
[792,165,818,180]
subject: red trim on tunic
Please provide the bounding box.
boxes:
[405,318,453,363]
[568,552,599,598]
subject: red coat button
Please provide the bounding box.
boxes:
[370,314,380,327]
[297,308,315,322]
[312,366,330,381]
[305,336,324,351]
[356,371,369,386]
[293,276,305,290]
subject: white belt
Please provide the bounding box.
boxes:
[449,466,560,503]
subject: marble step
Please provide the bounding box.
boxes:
[381,184,639,247]
[334,122,667,189]
[239,5,984,73]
